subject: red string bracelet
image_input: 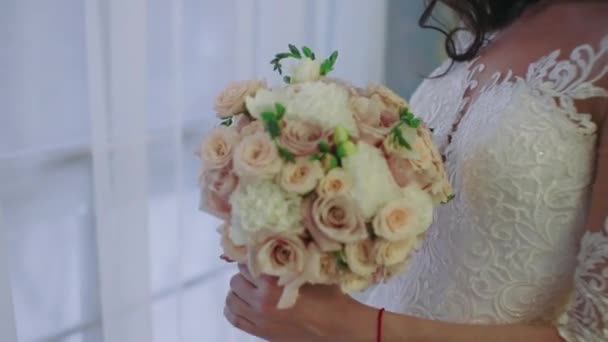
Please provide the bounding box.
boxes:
[376,308,386,342]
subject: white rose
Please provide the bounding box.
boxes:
[344,240,377,276]
[217,224,247,263]
[316,168,353,197]
[340,272,373,293]
[374,237,417,266]
[291,57,322,83]
[373,185,434,241]
[342,142,402,220]
[278,158,323,194]
[245,87,290,120]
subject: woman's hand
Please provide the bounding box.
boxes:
[224,264,377,341]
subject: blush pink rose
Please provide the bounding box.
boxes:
[198,126,240,170]
[233,132,282,179]
[199,188,231,219]
[351,95,399,146]
[278,120,330,156]
[301,194,367,252]
[247,234,308,309]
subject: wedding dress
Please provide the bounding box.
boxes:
[365,32,608,341]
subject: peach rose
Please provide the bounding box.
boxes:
[301,196,341,252]
[344,240,377,276]
[198,126,240,170]
[278,120,330,156]
[233,132,282,179]
[214,80,267,118]
[311,194,368,247]
[374,238,417,266]
[217,224,247,263]
[373,186,434,241]
[316,168,353,197]
[278,158,323,194]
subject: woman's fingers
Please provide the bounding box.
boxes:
[238,263,258,286]
[223,301,266,339]
[230,274,256,304]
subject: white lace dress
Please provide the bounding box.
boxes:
[365,34,608,341]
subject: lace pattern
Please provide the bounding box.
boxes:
[557,219,608,342]
[365,34,608,333]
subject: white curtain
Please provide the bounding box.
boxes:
[0,0,387,341]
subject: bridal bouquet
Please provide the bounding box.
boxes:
[198,45,453,308]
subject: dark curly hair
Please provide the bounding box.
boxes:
[419,0,541,62]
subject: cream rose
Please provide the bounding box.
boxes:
[198,126,240,170]
[312,194,368,245]
[366,83,408,113]
[214,80,266,118]
[304,243,341,284]
[340,272,373,293]
[278,158,323,194]
[373,185,434,241]
[374,237,417,266]
[278,120,330,156]
[239,120,266,138]
[217,224,247,263]
[233,132,282,179]
[291,57,322,83]
[316,168,353,197]
[344,240,377,276]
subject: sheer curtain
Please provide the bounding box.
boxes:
[0,0,388,341]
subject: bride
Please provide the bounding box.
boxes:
[223,1,608,340]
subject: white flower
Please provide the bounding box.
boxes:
[291,57,322,83]
[342,142,401,220]
[245,87,289,120]
[373,185,434,241]
[230,180,302,244]
[286,82,359,135]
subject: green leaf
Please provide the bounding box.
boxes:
[332,250,348,270]
[261,111,276,122]
[283,76,291,84]
[220,117,233,127]
[275,52,291,59]
[442,194,456,204]
[302,46,314,59]
[275,103,286,118]
[391,125,412,150]
[309,152,325,161]
[266,120,281,139]
[320,60,331,76]
[277,145,295,163]
[311,52,316,60]
[408,118,421,128]
[318,141,330,153]
[329,51,338,64]
[288,44,301,59]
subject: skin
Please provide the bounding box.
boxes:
[225,2,608,341]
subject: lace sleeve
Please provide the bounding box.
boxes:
[556,219,608,342]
